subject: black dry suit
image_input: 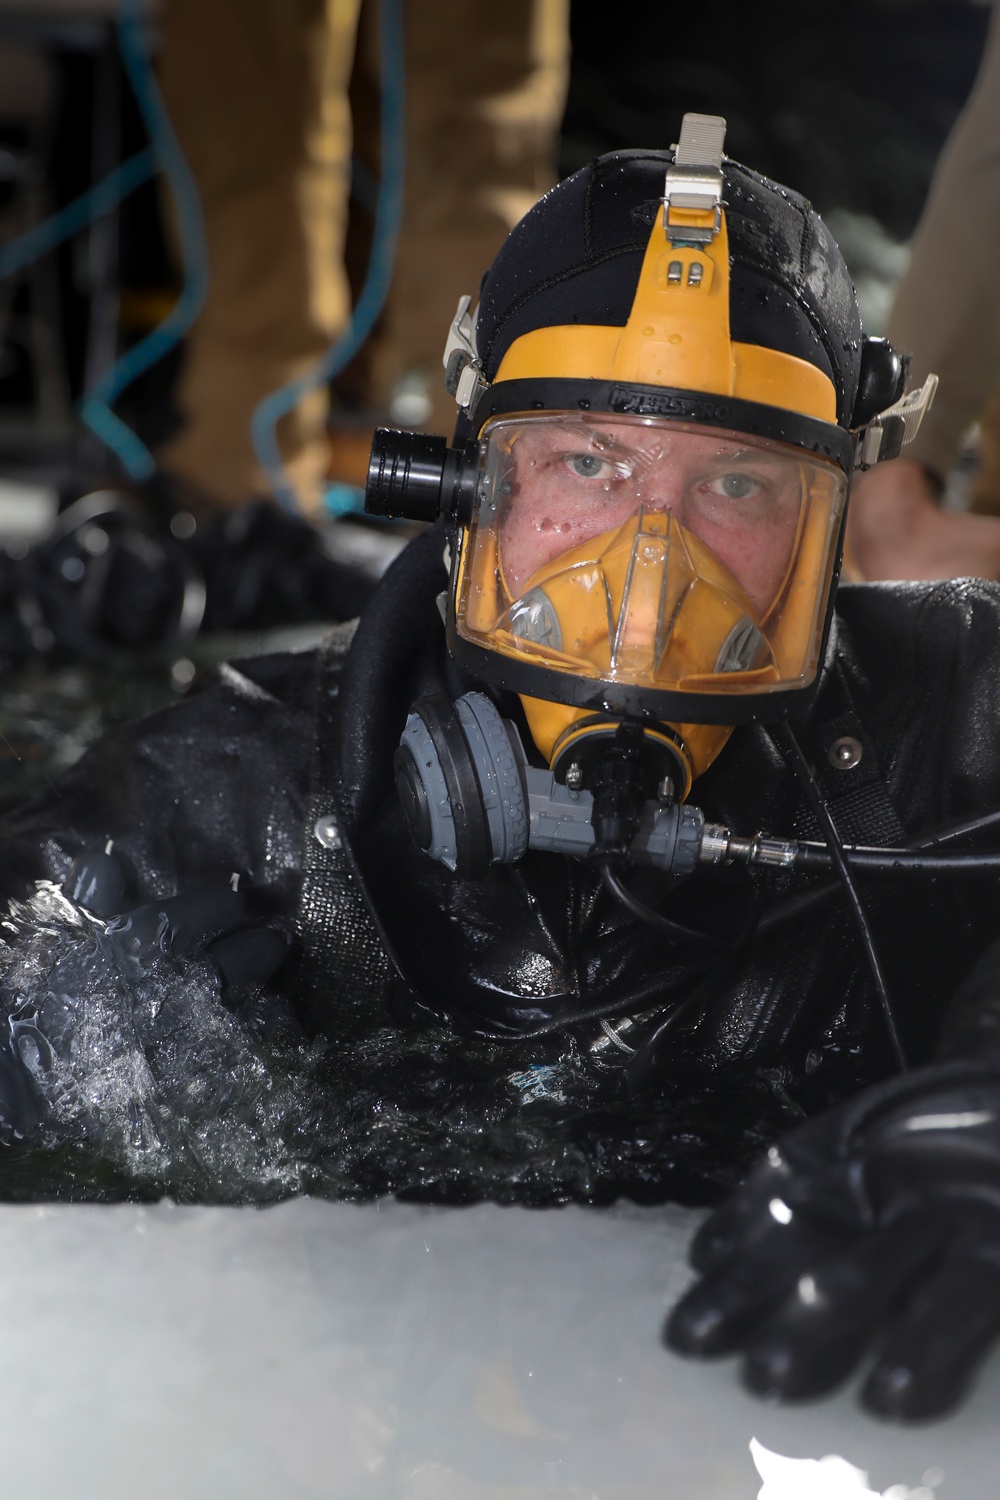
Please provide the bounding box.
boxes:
[0,524,998,1095]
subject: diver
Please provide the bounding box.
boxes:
[1,113,1000,1422]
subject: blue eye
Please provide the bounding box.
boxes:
[709,472,760,499]
[568,453,609,478]
[564,451,635,481]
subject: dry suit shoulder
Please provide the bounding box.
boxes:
[832,578,1000,743]
[223,621,356,710]
[836,577,1000,643]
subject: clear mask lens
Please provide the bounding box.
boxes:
[454,413,848,700]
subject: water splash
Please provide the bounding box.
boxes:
[0,881,804,1208]
[0,883,326,1202]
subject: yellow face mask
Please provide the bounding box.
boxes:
[502,506,775,686]
[451,413,848,787]
[503,506,774,787]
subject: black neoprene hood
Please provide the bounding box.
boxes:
[475,149,865,427]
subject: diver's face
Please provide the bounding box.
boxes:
[496,418,806,615]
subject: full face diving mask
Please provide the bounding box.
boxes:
[450,411,848,795]
[385,410,849,878]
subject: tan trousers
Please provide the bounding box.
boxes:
[887,0,1000,512]
[157,0,569,512]
[354,0,570,437]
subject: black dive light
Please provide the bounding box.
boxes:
[365,428,480,524]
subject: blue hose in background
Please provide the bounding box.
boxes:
[79,0,208,482]
[250,0,405,513]
[0,147,155,283]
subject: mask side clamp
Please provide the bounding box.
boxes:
[853,372,938,470]
[443,294,489,414]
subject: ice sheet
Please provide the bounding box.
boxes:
[0,1197,988,1499]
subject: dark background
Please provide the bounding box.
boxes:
[561,0,989,237]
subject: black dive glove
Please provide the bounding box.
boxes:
[666,1059,1000,1421]
[63,844,289,990]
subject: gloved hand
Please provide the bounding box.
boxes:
[666,1061,1000,1420]
[63,844,289,994]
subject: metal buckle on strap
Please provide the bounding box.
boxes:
[664,112,727,246]
[854,373,939,469]
[443,295,489,412]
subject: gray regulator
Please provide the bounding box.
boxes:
[393,691,707,881]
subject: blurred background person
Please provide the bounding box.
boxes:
[847,0,1000,579]
[155,0,570,516]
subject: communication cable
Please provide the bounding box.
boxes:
[754,804,1000,937]
[600,861,722,950]
[489,962,719,1043]
[774,721,908,1072]
[789,843,1000,874]
[625,966,733,1096]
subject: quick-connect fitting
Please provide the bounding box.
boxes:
[703,832,798,869]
